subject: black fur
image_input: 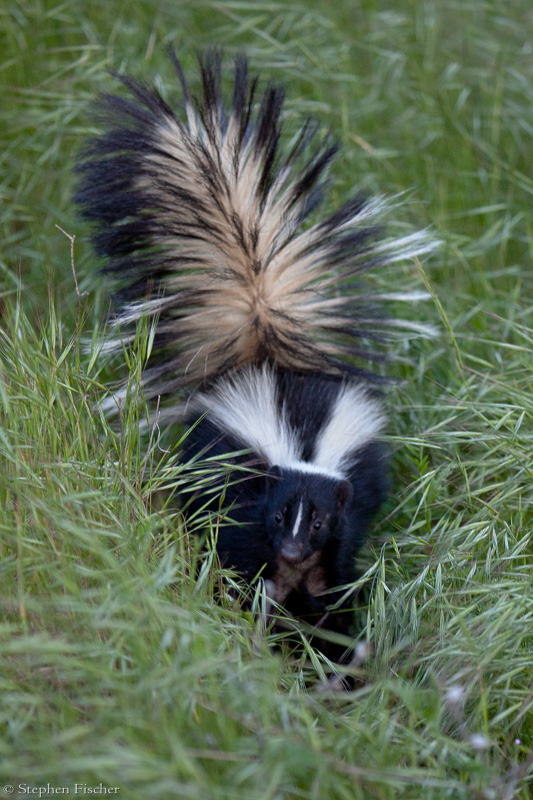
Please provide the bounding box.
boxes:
[74,51,433,655]
[74,49,429,398]
[184,370,388,642]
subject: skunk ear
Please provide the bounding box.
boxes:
[266,464,283,490]
[336,479,353,511]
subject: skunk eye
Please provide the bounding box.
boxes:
[275,512,283,524]
[313,520,322,531]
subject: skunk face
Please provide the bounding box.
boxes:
[183,366,389,622]
[264,466,353,565]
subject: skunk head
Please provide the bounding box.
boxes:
[263,466,353,565]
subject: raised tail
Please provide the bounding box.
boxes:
[75,50,436,397]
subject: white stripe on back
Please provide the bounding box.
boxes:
[312,383,385,475]
[193,364,300,466]
[193,366,385,476]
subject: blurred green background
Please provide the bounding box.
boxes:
[1,1,533,798]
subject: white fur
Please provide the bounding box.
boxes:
[292,501,303,538]
[86,66,441,402]
[379,318,439,337]
[193,365,300,467]
[313,384,385,475]
[120,121,439,391]
[284,460,344,480]
[373,229,439,262]
[194,366,384,478]
[372,291,430,302]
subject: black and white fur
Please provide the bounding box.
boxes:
[186,366,388,627]
[75,50,435,638]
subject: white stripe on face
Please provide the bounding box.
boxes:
[292,501,303,539]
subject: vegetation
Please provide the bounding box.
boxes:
[1,0,533,797]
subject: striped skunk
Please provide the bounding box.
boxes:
[75,50,435,640]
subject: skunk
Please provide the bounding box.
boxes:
[75,50,434,638]
[187,365,389,629]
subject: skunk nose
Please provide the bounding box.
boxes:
[280,544,302,564]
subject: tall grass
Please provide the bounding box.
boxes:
[1,0,533,797]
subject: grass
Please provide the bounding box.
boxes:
[1,0,533,797]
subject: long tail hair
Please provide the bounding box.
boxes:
[75,50,435,397]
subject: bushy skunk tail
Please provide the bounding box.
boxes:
[75,50,435,397]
